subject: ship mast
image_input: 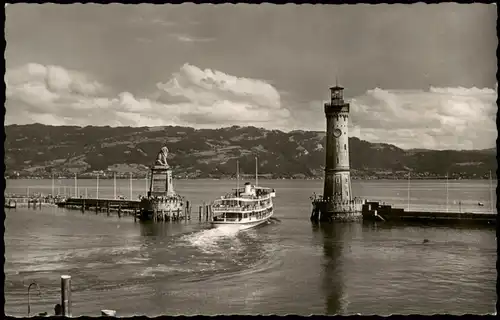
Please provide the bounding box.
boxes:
[446,172,449,212]
[236,160,240,197]
[407,170,411,211]
[255,156,258,187]
[490,170,494,213]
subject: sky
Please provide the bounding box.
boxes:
[4,3,498,150]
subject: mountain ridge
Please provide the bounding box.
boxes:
[4,124,497,180]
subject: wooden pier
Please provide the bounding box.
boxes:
[57,197,140,217]
[362,201,496,227]
[4,195,59,209]
[56,197,216,222]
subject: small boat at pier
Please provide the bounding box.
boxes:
[4,199,17,209]
[210,158,276,230]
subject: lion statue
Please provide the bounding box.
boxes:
[155,146,169,166]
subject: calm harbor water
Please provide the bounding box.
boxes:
[4,179,497,316]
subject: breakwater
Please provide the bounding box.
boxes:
[362,201,496,227]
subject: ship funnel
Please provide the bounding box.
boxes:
[244,182,252,195]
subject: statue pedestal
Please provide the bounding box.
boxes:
[148,165,175,197]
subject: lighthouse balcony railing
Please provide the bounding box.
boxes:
[311,197,365,206]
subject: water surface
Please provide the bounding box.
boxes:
[4,179,497,316]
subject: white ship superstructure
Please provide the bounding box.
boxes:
[210,158,276,230]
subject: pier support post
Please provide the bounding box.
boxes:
[205,205,209,221]
[39,200,42,209]
[28,200,30,209]
[106,202,110,215]
[118,204,122,218]
[199,206,202,221]
[60,275,72,317]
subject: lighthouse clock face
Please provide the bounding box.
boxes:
[333,129,342,138]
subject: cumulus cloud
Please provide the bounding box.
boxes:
[5,62,292,130]
[5,62,496,150]
[349,87,497,150]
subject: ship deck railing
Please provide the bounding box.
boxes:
[218,193,273,201]
[212,203,273,213]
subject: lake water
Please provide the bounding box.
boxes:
[4,179,497,316]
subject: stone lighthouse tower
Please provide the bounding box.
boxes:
[311,85,364,222]
[323,85,352,203]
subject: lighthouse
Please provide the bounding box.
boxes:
[311,85,364,222]
[323,85,352,203]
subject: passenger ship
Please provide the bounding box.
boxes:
[210,159,276,230]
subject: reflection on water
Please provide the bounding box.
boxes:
[312,223,351,315]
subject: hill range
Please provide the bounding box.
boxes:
[4,124,497,180]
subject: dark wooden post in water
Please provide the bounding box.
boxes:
[205,205,209,221]
[106,201,110,215]
[81,199,85,213]
[95,202,99,214]
[118,203,122,218]
[199,206,202,221]
[60,275,72,317]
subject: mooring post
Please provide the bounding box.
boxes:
[205,205,209,221]
[60,275,72,317]
[199,206,202,220]
[118,204,122,218]
[106,201,110,215]
[81,200,85,213]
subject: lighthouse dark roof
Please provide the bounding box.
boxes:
[329,85,344,91]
